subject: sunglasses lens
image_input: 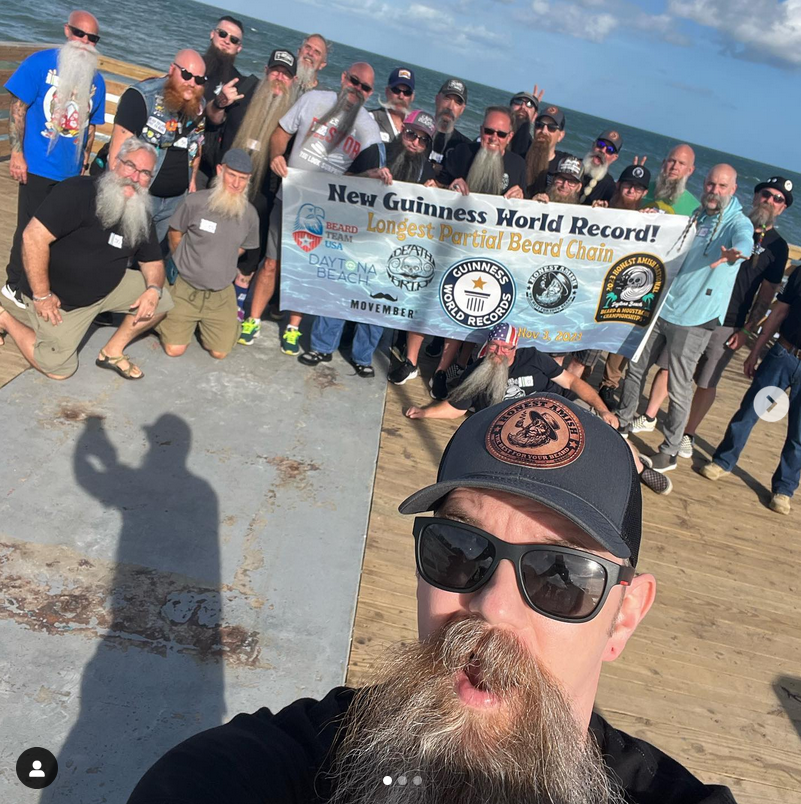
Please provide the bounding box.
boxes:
[418,523,494,591]
[521,550,607,619]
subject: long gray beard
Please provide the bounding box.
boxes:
[95,171,152,248]
[654,172,688,205]
[207,175,250,220]
[300,87,364,161]
[49,40,98,153]
[232,79,292,193]
[581,152,607,201]
[435,110,455,135]
[326,618,623,804]
[466,147,505,195]
[386,138,428,184]
[748,203,776,229]
[293,61,317,101]
[449,356,509,407]
[378,96,410,117]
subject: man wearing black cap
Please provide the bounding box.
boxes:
[370,67,415,143]
[125,394,735,804]
[429,78,470,175]
[580,130,622,206]
[525,103,569,197]
[508,86,543,158]
[533,154,583,204]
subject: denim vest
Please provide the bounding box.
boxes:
[130,77,206,182]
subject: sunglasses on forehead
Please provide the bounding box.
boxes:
[67,24,100,44]
[214,27,241,45]
[347,73,373,93]
[595,139,617,155]
[413,518,634,624]
[173,63,207,86]
[390,85,413,97]
[511,97,537,109]
[535,120,559,132]
[760,189,786,204]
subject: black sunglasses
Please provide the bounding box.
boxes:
[214,27,241,45]
[760,189,785,204]
[403,128,430,145]
[67,24,100,44]
[173,63,207,86]
[347,73,373,93]
[595,139,617,155]
[535,120,559,132]
[482,126,509,139]
[511,97,537,109]
[390,85,413,97]
[413,518,634,624]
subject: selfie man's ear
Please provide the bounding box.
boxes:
[602,573,656,662]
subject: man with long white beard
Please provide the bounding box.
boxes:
[370,67,416,144]
[0,139,171,380]
[525,104,569,197]
[3,10,106,307]
[294,33,329,98]
[428,78,470,175]
[157,149,258,361]
[125,393,736,803]
[641,143,699,215]
[579,129,622,206]
[617,164,754,473]
[108,49,207,250]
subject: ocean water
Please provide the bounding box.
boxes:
[6,0,801,246]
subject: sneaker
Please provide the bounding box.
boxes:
[678,434,695,459]
[281,326,302,355]
[1,282,25,309]
[618,424,631,440]
[429,369,448,400]
[650,452,677,473]
[237,317,261,345]
[425,337,444,358]
[445,363,464,387]
[769,493,791,515]
[388,359,419,385]
[298,349,332,366]
[631,414,657,433]
[599,386,617,410]
[699,462,729,481]
[640,467,673,495]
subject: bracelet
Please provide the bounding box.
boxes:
[146,284,163,299]
[741,327,753,336]
[33,293,52,302]
[213,96,227,110]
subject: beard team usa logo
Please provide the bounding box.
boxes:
[293,203,325,252]
[440,258,515,328]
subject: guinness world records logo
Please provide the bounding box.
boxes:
[439,258,516,328]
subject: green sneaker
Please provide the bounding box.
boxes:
[281,327,302,355]
[237,317,260,345]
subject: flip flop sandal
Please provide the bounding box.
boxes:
[95,349,144,380]
[353,364,375,378]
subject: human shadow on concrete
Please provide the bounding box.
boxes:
[41,414,225,803]
[774,676,801,745]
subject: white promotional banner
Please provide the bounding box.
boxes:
[280,169,695,356]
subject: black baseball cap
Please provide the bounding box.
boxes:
[555,154,584,181]
[755,176,793,208]
[597,129,623,153]
[510,91,539,111]
[438,78,468,103]
[538,104,565,130]
[618,163,651,189]
[268,49,297,77]
[399,394,642,566]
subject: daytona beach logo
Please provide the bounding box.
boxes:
[439,258,515,328]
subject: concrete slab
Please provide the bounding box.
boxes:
[0,324,389,803]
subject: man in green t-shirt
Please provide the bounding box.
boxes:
[641,143,699,216]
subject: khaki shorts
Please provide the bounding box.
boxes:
[157,274,239,355]
[6,269,173,377]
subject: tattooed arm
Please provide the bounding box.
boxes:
[8,95,29,184]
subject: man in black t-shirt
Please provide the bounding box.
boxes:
[429,78,470,175]
[508,87,543,158]
[126,394,734,804]
[579,129,622,206]
[524,103,569,196]
[0,139,172,380]
[369,66,415,144]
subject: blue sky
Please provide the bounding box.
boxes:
[223,0,801,171]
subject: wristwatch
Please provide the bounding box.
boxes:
[146,284,163,299]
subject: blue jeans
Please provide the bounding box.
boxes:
[311,316,383,366]
[713,343,801,496]
[152,193,186,250]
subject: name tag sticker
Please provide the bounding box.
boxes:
[173,136,188,149]
[108,233,123,248]
[697,226,710,238]
[199,218,217,234]
[145,116,167,135]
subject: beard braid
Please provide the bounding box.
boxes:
[581,151,607,200]
[526,137,551,195]
[48,40,99,153]
[466,147,505,195]
[449,356,509,407]
[207,175,250,220]
[326,618,623,804]
[385,138,429,184]
[203,44,237,85]
[95,170,152,248]
[163,78,203,119]
[300,86,364,159]
[654,172,688,205]
[748,202,776,229]
[232,79,292,193]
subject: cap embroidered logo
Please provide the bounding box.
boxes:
[399,69,411,79]
[545,106,559,115]
[274,51,293,65]
[485,397,585,469]
[633,167,644,178]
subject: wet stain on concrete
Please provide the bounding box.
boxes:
[307,365,342,391]
[266,456,320,487]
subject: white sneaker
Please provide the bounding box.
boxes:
[1,283,25,309]
[631,414,657,433]
[678,434,694,459]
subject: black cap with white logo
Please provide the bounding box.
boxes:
[438,78,468,103]
[618,163,651,189]
[268,49,297,77]
[555,154,584,181]
[399,394,642,566]
[755,176,793,208]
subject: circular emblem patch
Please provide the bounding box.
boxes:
[387,244,435,291]
[632,166,644,178]
[440,258,515,328]
[526,264,578,314]
[486,397,585,469]
[786,180,793,192]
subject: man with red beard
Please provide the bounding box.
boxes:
[594,162,651,211]
[580,129,622,206]
[108,49,207,253]
[3,10,106,308]
[370,67,415,144]
[125,394,735,804]
[525,104,569,197]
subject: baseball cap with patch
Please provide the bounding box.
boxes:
[538,104,565,130]
[439,78,468,103]
[755,176,794,208]
[477,323,520,358]
[268,49,297,77]
[510,91,539,111]
[399,394,642,565]
[388,67,415,90]
[404,110,435,139]
[597,129,623,153]
[618,163,651,189]
[556,154,584,181]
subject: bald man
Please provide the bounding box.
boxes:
[107,48,207,253]
[617,163,754,472]
[641,143,698,215]
[2,10,106,307]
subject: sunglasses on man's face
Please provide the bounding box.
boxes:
[173,63,207,86]
[347,74,372,93]
[511,97,536,109]
[214,27,241,45]
[482,126,509,139]
[760,189,786,205]
[413,518,634,623]
[403,128,430,146]
[535,121,559,133]
[390,85,413,97]
[67,24,100,44]
[595,139,617,155]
